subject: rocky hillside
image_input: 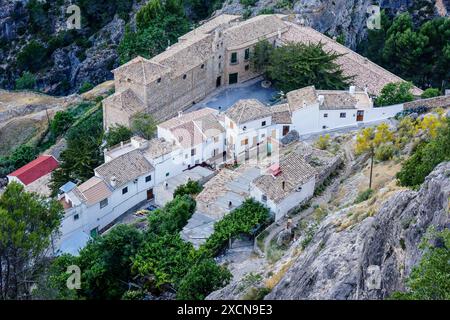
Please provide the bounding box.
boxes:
[1,0,447,95]
[266,162,449,300]
[220,0,449,48]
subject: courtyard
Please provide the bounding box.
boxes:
[188,78,280,112]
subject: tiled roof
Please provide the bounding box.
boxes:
[180,14,241,39]
[287,86,318,110]
[225,99,272,124]
[404,95,450,110]
[270,103,292,124]
[113,56,171,85]
[95,149,154,189]
[103,88,145,113]
[76,176,112,206]
[280,22,423,96]
[8,155,59,186]
[224,15,288,48]
[253,152,316,204]
[159,108,218,129]
[144,138,176,159]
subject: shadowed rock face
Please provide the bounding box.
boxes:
[266,162,449,300]
[220,0,448,49]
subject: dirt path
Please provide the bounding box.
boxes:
[262,140,355,257]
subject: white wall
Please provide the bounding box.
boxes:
[250,177,315,221]
[319,109,358,130]
[59,172,155,244]
[364,104,403,122]
[291,104,321,135]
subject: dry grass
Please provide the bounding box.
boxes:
[265,259,294,290]
[0,89,62,112]
[81,80,114,100]
[0,118,47,156]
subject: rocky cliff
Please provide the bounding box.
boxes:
[220,0,449,48]
[265,162,449,300]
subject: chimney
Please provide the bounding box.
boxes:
[110,176,117,188]
[349,86,356,95]
[318,95,324,106]
[178,111,183,117]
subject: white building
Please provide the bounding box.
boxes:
[286,85,374,135]
[250,152,316,221]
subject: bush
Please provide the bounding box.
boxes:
[50,111,75,138]
[201,199,270,257]
[176,258,231,300]
[421,88,441,99]
[240,0,257,7]
[104,125,132,147]
[375,82,414,107]
[16,40,48,72]
[15,72,36,90]
[375,144,395,161]
[354,188,374,204]
[78,82,94,94]
[315,134,331,150]
[173,180,203,198]
[396,119,450,188]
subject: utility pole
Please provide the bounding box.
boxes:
[369,147,374,189]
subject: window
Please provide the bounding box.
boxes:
[122,187,128,195]
[201,64,204,69]
[262,195,267,202]
[245,65,249,71]
[218,62,221,69]
[324,113,328,118]
[340,112,346,118]
[191,148,196,156]
[157,78,161,83]
[100,198,108,209]
[73,214,79,221]
[165,172,170,177]
[322,125,327,129]
[230,52,238,64]
[262,121,266,127]
[244,48,250,60]
[228,73,238,84]
[183,74,187,79]
[145,175,152,182]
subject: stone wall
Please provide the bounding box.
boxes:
[404,95,450,110]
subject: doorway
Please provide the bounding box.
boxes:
[282,125,290,136]
[216,76,221,88]
[357,110,364,122]
[147,188,154,200]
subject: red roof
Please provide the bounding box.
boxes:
[8,155,59,186]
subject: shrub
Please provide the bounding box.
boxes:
[375,144,395,161]
[78,82,94,94]
[421,88,441,99]
[375,82,414,107]
[240,0,257,7]
[173,180,203,198]
[50,111,75,137]
[201,199,270,257]
[104,125,132,147]
[15,72,36,90]
[16,40,48,72]
[354,188,374,204]
[315,134,331,150]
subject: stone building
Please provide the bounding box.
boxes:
[103,13,421,130]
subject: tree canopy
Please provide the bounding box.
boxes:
[265,42,352,93]
[0,182,63,299]
[375,82,415,107]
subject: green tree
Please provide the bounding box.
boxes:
[50,109,104,194]
[15,72,36,90]
[8,144,37,169]
[0,182,63,299]
[50,111,75,138]
[375,82,415,106]
[266,42,351,93]
[173,180,203,198]
[147,195,196,236]
[118,0,190,64]
[131,112,157,140]
[16,40,48,72]
[78,82,94,94]
[391,229,450,300]
[104,125,133,147]
[177,258,231,300]
[396,118,450,188]
[421,88,441,99]
[250,40,274,74]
